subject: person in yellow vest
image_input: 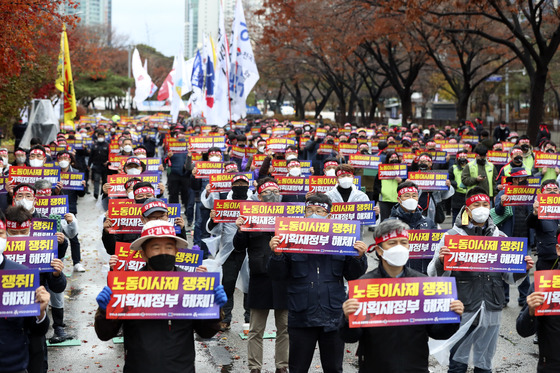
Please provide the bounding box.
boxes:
[449,150,469,222]
[373,151,404,221]
[518,135,535,172]
[533,141,560,183]
[461,145,497,201]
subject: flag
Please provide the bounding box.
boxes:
[229,0,259,121]
[205,0,230,127]
[158,69,174,101]
[132,48,155,106]
[170,47,185,124]
[203,35,216,110]
[188,50,205,117]
[144,58,158,97]
[55,24,77,125]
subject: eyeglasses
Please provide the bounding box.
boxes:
[261,190,280,195]
[305,208,328,216]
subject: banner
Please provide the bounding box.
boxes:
[55,25,77,123]
[60,172,84,190]
[271,160,312,177]
[408,172,449,191]
[537,194,560,220]
[166,139,189,154]
[348,154,382,169]
[535,152,560,168]
[30,218,58,237]
[402,153,416,165]
[417,151,447,164]
[266,138,295,153]
[175,249,204,272]
[4,236,58,272]
[194,162,224,179]
[330,202,376,225]
[231,145,257,159]
[108,154,129,170]
[503,185,539,206]
[115,242,145,271]
[108,200,181,234]
[347,277,460,328]
[534,270,560,316]
[209,173,253,193]
[317,144,335,155]
[338,143,359,156]
[34,195,68,216]
[251,154,267,168]
[188,136,227,153]
[500,176,541,187]
[309,176,361,193]
[408,229,447,260]
[487,151,509,165]
[144,158,162,173]
[276,176,308,195]
[444,235,527,273]
[213,200,241,223]
[106,271,220,319]
[107,173,161,197]
[440,144,462,155]
[274,217,361,256]
[0,270,41,317]
[9,167,60,185]
[239,202,305,231]
[378,164,408,180]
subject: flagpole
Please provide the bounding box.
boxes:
[60,25,65,122]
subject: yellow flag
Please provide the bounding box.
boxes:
[55,25,77,125]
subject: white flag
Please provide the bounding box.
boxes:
[170,49,185,123]
[132,48,154,106]
[229,0,259,120]
[188,50,205,117]
[206,1,231,127]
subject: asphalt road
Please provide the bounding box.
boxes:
[46,194,540,373]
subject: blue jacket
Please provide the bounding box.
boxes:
[168,153,188,176]
[0,256,50,373]
[268,251,367,331]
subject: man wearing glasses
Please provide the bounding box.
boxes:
[527,180,560,271]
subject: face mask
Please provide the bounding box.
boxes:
[97,137,105,143]
[1,157,8,165]
[136,197,149,204]
[232,185,249,200]
[476,158,486,165]
[325,169,336,177]
[136,154,147,159]
[209,156,221,162]
[286,154,297,161]
[517,179,529,186]
[136,127,143,132]
[127,191,134,199]
[16,156,26,164]
[513,156,523,164]
[147,254,176,271]
[308,213,328,220]
[401,198,418,211]
[418,163,429,170]
[163,125,169,130]
[123,145,133,153]
[127,168,142,175]
[289,167,301,177]
[458,158,468,166]
[261,193,281,203]
[381,245,409,267]
[16,199,34,211]
[0,237,6,255]
[266,129,272,134]
[29,159,44,168]
[521,144,530,152]
[59,160,70,169]
[469,206,490,223]
[110,128,116,133]
[389,159,399,164]
[258,146,265,153]
[338,177,354,189]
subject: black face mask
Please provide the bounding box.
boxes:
[458,158,468,166]
[232,185,249,200]
[136,198,149,204]
[517,179,529,186]
[147,254,176,271]
[326,140,335,145]
[546,149,555,153]
[360,150,369,155]
[476,158,486,165]
[389,159,399,164]
[513,156,523,164]
[418,163,429,170]
[521,144,530,152]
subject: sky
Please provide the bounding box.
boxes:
[112,0,184,58]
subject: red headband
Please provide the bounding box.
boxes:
[419,155,431,162]
[336,170,353,178]
[0,220,5,230]
[398,187,418,197]
[126,157,141,166]
[134,186,154,196]
[324,161,338,168]
[141,201,167,215]
[0,150,8,156]
[287,161,300,168]
[542,182,558,191]
[6,220,31,230]
[30,149,45,156]
[134,148,146,154]
[15,150,26,156]
[258,182,279,194]
[225,163,238,172]
[510,169,528,177]
[232,175,249,184]
[125,179,140,190]
[209,151,221,157]
[375,229,409,245]
[305,201,330,213]
[466,194,490,207]
[16,186,35,196]
[36,188,52,196]
[141,224,176,238]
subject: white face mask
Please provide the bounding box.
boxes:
[257,146,265,153]
[123,145,133,153]
[0,237,6,255]
[127,168,142,176]
[2,157,8,165]
[401,198,418,211]
[338,177,354,189]
[127,191,134,199]
[16,156,26,164]
[286,154,297,161]
[137,127,143,131]
[381,245,409,267]
[289,167,301,177]
[97,137,105,143]
[16,199,34,211]
[29,159,44,168]
[469,206,490,223]
[209,156,221,162]
[325,169,336,177]
[58,160,70,169]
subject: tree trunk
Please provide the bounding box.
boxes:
[400,90,412,125]
[527,68,548,143]
[455,88,472,121]
[293,83,305,120]
[314,86,333,118]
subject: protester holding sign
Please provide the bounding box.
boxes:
[373,151,404,221]
[428,187,533,373]
[449,151,469,222]
[415,153,454,224]
[268,193,367,373]
[94,220,226,373]
[461,145,497,199]
[325,164,370,204]
[339,219,463,372]
[388,182,437,274]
